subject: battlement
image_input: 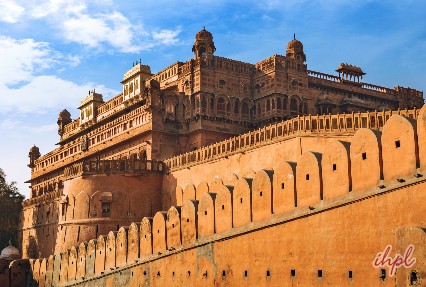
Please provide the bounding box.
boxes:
[164,107,420,172]
[395,85,424,98]
[25,106,426,286]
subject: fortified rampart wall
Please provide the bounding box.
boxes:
[17,106,426,286]
[162,108,419,208]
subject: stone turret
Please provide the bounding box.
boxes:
[192,27,216,60]
[28,145,40,168]
[57,109,71,136]
[286,34,306,62]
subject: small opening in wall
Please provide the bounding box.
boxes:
[172,224,175,228]
[318,270,323,278]
[188,271,191,276]
[291,269,296,277]
[410,271,418,285]
[380,269,386,281]
[395,140,401,148]
[244,270,248,277]
[306,174,310,180]
[186,218,189,222]
[362,152,367,160]
[143,271,147,276]
[266,270,271,277]
[157,271,160,277]
[204,211,207,216]
[131,272,133,277]
[332,164,337,171]
[172,271,175,277]
[260,191,263,197]
[80,258,83,262]
[109,248,112,251]
[240,198,243,203]
[222,270,226,278]
[144,235,146,239]
[157,230,160,233]
[222,205,225,210]
[281,183,285,189]
[348,270,353,279]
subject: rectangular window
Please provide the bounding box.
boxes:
[102,202,111,216]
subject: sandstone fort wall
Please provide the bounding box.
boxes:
[19,107,426,286]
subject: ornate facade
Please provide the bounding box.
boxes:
[13,29,426,286]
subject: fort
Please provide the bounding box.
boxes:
[1,29,425,286]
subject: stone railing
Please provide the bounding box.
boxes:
[62,118,80,138]
[308,70,340,83]
[96,93,124,121]
[63,159,166,181]
[164,108,420,171]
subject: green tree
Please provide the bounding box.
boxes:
[0,168,24,250]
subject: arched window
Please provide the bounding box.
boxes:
[277,97,282,110]
[210,98,215,112]
[266,99,271,112]
[201,97,207,109]
[242,102,249,115]
[303,103,308,114]
[198,46,206,58]
[290,98,298,112]
[234,100,239,114]
[217,98,225,113]
[272,99,275,110]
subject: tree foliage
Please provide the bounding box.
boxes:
[0,168,24,250]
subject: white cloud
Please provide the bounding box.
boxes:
[1,0,182,53]
[0,0,24,23]
[0,36,119,114]
[61,12,140,53]
[0,36,58,85]
[152,28,182,45]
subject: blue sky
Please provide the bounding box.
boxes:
[0,0,425,198]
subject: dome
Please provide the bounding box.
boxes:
[195,27,213,40]
[58,109,71,119]
[287,38,303,50]
[0,240,21,260]
[286,34,306,62]
[29,145,39,152]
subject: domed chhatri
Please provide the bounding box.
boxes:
[192,27,216,59]
[286,33,306,62]
[0,240,21,261]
